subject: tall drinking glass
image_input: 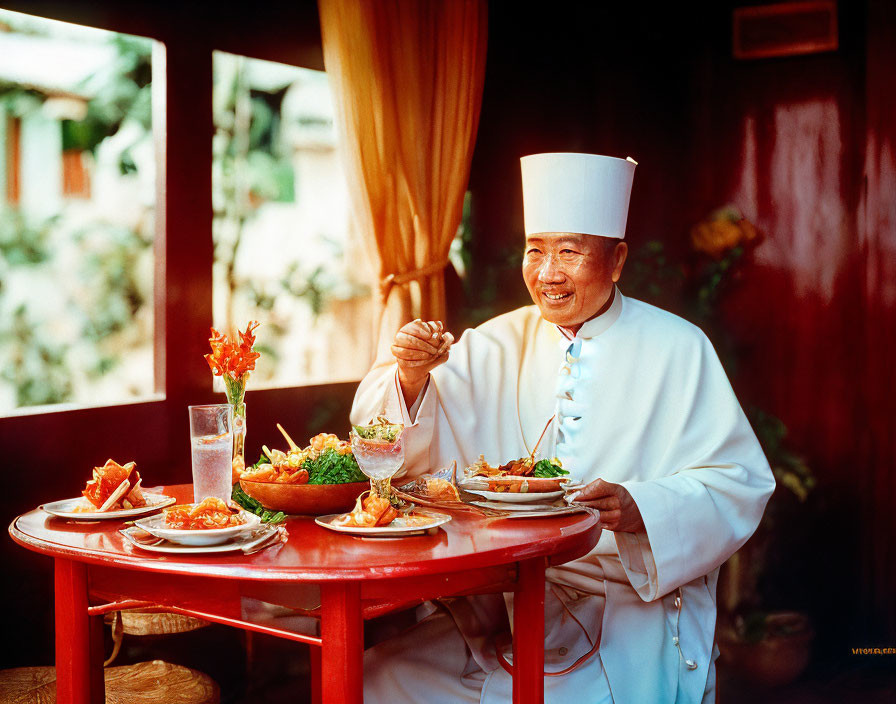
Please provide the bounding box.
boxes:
[349,430,404,499]
[189,404,234,503]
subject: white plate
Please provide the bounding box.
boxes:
[134,510,260,546]
[460,476,570,492]
[41,492,176,520]
[469,499,567,511]
[315,511,451,537]
[462,488,565,503]
[119,526,275,554]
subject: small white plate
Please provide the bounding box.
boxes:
[462,489,565,503]
[134,510,260,546]
[119,525,274,554]
[315,512,451,537]
[41,493,176,520]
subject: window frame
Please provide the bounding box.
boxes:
[0,4,359,488]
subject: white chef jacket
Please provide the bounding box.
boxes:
[351,290,775,703]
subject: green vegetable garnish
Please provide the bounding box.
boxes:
[533,459,570,478]
[231,482,286,524]
[352,417,403,443]
[304,448,366,484]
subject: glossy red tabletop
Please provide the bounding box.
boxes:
[9,484,601,582]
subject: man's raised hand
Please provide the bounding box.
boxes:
[392,319,454,407]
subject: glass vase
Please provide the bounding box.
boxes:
[230,396,247,477]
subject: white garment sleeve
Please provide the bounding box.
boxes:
[613,337,776,601]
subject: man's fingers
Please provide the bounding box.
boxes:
[435,331,455,355]
[394,320,452,373]
[597,509,621,528]
[400,320,440,342]
[421,320,444,337]
[577,478,615,501]
[391,345,437,361]
[579,497,620,511]
[396,330,442,354]
[577,500,615,512]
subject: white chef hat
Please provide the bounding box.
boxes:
[520,152,637,239]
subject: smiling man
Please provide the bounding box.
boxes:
[351,152,775,703]
[523,232,626,332]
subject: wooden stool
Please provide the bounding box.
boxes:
[117,611,208,636]
[104,610,210,665]
[0,660,219,703]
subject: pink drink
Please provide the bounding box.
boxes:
[191,433,233,503]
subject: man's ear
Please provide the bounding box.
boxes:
[611,242,628,283]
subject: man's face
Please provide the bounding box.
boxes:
[522,233,627,331]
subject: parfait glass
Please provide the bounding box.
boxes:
[349,430,404,499]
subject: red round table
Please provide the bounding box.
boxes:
[9,484,600,704]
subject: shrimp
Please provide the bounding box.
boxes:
[333,490,400,527]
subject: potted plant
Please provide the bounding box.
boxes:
[716,408,816,688]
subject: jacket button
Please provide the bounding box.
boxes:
[559,647,568,656]
[674,596,681,609]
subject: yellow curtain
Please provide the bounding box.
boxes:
[318,0,488,354]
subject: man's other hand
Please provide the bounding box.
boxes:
[392,319,454,407]
[572,478,645,533]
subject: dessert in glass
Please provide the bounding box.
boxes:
[349,418,404,500]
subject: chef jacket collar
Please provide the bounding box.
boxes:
[556,286,623,341]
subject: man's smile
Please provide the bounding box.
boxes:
[541,290,572,302]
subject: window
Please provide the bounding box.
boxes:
[0,9,157,412]
[211,52,374,389]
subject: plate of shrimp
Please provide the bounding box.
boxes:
[314,489,450,537]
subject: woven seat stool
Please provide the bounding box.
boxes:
[0,660,219,703]
[104,610,210,665]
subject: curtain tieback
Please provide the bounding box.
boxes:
[379,259,450,303]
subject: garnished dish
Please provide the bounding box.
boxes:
[163,497,245,530]
[460,416,571,504]
[316,489,450,537]
[80,459,146,511]
[41,459,175,520]
[463,454,570,493]
[134,499,260,547]
[332,490,401,528]
[241,429,366,485]
[235,425,369,516]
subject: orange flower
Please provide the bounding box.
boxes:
[204,321,260,381]
[690,208,761,258]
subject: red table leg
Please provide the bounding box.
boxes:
[309,644,322,704]
[55,558,104,704]
[320,582,363,704]
[513,557,546,704]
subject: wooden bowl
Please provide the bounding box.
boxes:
[239,479,369,516]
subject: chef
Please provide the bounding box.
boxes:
[351,152,775,703]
